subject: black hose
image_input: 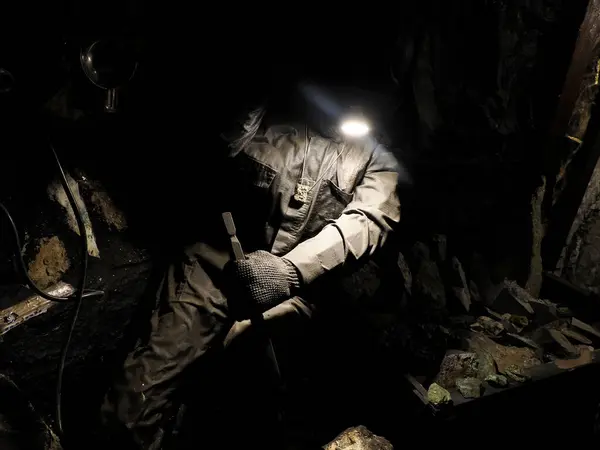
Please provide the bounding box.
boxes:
[0,202,102,301]
[0,143,104,437]
[49,143,101,436]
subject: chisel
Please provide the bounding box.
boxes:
[221,212,284,408]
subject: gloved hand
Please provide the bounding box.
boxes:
[224,250,301,320]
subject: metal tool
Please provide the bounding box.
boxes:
[222,212,285,428]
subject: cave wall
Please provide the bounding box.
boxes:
[390,0,579,293]
[560,160,600,291]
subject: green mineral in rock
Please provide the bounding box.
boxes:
[456,377,482,398]
[485,373,509,387]
[427,383,452,405]
[510,315,529,328]
[504,364,530,382]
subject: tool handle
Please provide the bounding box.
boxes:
[222,212,237,236]
[222,212,246,260]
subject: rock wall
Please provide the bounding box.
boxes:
[560,161,600,292]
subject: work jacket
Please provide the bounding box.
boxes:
[221,109,402,285]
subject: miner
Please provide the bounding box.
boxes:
[101,80,402,449]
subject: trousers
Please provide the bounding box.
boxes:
[100,241,315,449]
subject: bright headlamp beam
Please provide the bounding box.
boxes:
[340,119,370,138]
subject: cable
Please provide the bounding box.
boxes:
[49,143,99,436]
[0,143,105,436]
[0,202,102,301]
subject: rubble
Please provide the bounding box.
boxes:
[546,329,579,357]
[474,349,497,380]
[470,316,504,336]
[529,298,559,325]
[485,374,508,387]
[561,327,593,345]
[324,426,393,450]
[489,280,535,316]
[427,383,452,406]
[508,315,529,331]
[456,377,482,398]
[503,364,530,383]
[391,236,598,405]
[570,317,600,340]
[467,333,541,374]
[503,333,540,350]
[435,352,479,388]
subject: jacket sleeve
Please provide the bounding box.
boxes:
[284,144,402,285]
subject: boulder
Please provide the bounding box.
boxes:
[324,426,393,450]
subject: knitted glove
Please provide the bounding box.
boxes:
[224,250,301,320]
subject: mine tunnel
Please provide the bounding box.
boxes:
[2,1,600,448]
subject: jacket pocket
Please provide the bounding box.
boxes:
[302,179,353,240]
[227,151,278,248]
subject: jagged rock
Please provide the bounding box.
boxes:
[571,317,600,340]
[503,364,530,382]
[503,333,540,350]
[485,374,509,387]
[448,257,471,312]
[557,306,573,317]
[470,316,504,336]
[489,280,535,316]
[412,242,446,311]
[493,314,529,334]
[546,328,579,357]
[396,252,412,295]
[427,383,452,406]
[469,253,503,305]
[469,280,482,303]
[529,298,559,325]
[466,332,542,374]
[509,315,529,330]
[324,425,393,450]
[561,327,593,345]
[485,308,504,321]
[456,377,482,398]
[435,351,479,388]
[431,234,447,263]
[475,349,497,380]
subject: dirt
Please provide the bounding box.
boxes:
[27,236,70,289]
